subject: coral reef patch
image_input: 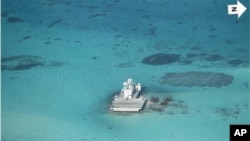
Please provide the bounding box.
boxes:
[142,53,180,65]
[47,19,63,28]
[1,11,9,17]
[1,55,64,71]
[147,95,188,114]
[215,106,240,119]
[205,54,224,62]
[227,59,243,67]
[7,17,24,23]
[150,96,160,103]
[159,71,233,88]
[186,53,206,58]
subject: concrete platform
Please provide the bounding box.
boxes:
[110,97,147,112]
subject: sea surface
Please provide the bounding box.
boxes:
[1,0,250,141]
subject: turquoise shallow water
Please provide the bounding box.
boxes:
[1,0,250,141]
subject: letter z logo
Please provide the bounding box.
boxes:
[231,7,237,12]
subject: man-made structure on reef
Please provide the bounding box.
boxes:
[110,78,147,112]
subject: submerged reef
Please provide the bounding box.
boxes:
[159,71,233,88]
[142,53,180,65]
[147,95,188,114]
[205,54,224,62]
[150,96,160,103]
[1,55,64,71]
[215,106,240,119]
[227,59,243,67]
[7,16,24,23]
[148,95,173,112]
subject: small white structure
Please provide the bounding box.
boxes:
[110,78,146,112]
[121,78,141,99]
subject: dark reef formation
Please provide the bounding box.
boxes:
[142,53,180,65]
[186,53,206,58]
[227,59,243,67]
[47,19,63,28]
[150,96,160,103]
[215,106,240,119]
[7,17,24,23]
[1,11,9,17]
[182,52,248,68]
[159,71,233,88]
[1,55,64,71]
[148,95,188,114]
[205,54,224,62]
[159,96,173,106]
[149,96,173,112]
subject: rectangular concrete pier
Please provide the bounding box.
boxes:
[110,97,147,112]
